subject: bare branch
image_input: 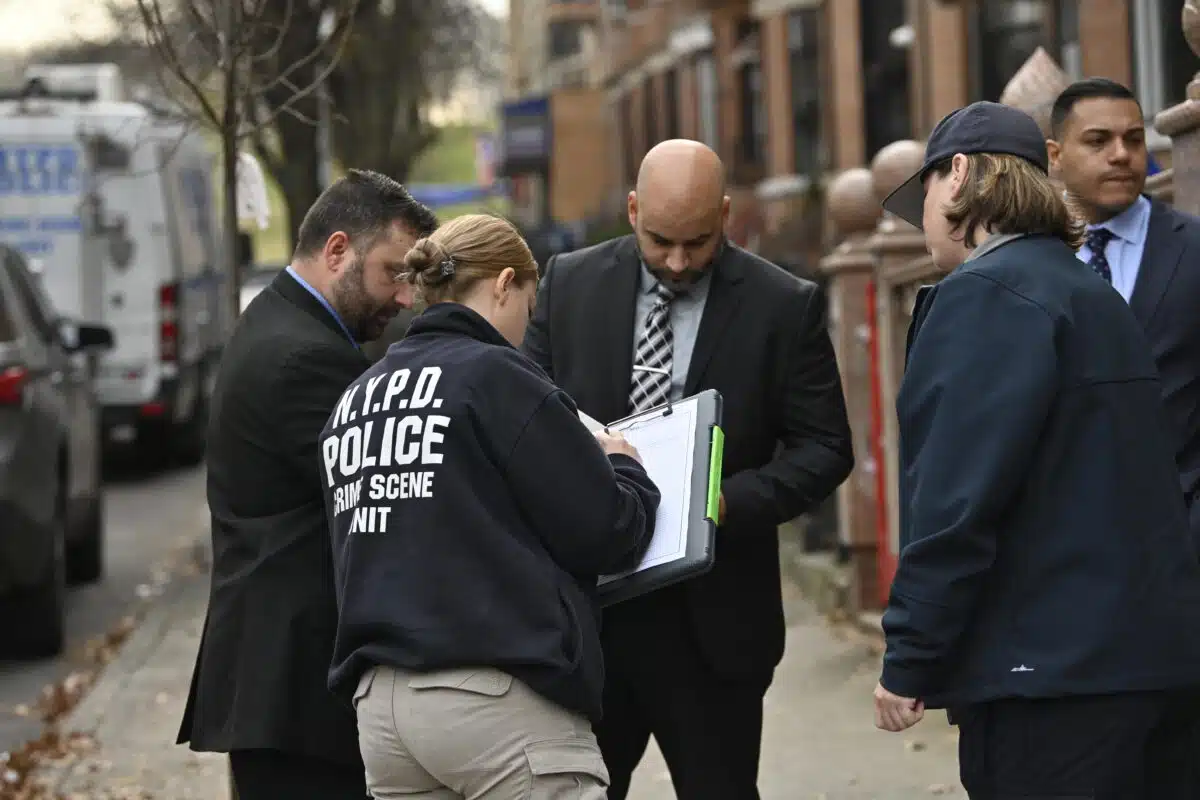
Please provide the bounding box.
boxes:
[247,0,294,66]
[134,0,222,128]
[242,0,358,107]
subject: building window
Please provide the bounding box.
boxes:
[787,8,825,175]
[858,2,909,161]
[734,20,766,171]
[1134,0,1167,116]
[1053,0,1081,79]
[970,0,1051,101]
[695,52,718,149]
[739,63,767,168]
[547,21,583,60]
[664,68,680,140]
[1132,0,1194,118]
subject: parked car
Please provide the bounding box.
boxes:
[0,246,114,658]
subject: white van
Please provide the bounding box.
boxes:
[0,70,228,463]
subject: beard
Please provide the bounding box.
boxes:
[646,264,707,292]
[330,257,399,343]
[638,236,726,293]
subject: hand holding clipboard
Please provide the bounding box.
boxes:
[581,389,725,606]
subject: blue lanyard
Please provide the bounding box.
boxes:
[285,266,359,350]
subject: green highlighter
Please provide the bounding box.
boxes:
[706,426,725,522]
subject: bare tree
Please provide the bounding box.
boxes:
[246,0,495,252]
[130,0,360,316]
[329,0,496,180]
[242,0,341,249]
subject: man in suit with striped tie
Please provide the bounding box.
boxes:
[521,139,854,799]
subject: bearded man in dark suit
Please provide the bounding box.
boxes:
[179,169,437,798]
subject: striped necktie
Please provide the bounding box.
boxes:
[629,283,676,413]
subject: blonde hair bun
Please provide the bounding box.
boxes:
[404,213,539,302]
[404,238,455,288]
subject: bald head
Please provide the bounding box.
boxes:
[628,139,730,290]
[635,139,726,208]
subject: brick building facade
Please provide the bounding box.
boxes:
[563,1,1188,234]
[501,0,1196,239]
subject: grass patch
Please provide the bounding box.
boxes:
[410,124,494,185]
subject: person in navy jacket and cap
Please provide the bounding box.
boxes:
[874,101,1200,797]
[319,213,660,800]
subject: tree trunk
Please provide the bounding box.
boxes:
[275,142,321,254]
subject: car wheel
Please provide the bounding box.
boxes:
[67,490,104,585]
[4,494,67,659]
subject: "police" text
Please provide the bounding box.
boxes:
[324,366,449,531]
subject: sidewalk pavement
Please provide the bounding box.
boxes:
[627,584,962,799]
[32,575,960,799]
[32,571,231,799]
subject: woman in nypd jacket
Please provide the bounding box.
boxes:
[319,213,659,799]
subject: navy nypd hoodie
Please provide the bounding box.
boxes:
[320,302,660,721]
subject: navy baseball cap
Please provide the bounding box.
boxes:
[881,101,1050,230]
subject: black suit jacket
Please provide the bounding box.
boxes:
[521,236,853,680]
[178,271,369,767]
[1136,199,1200,538]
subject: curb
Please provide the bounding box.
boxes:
[34,537,211,794]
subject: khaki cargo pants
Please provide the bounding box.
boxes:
[353,664,610,799]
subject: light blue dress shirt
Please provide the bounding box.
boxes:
[1075,195,1151,304]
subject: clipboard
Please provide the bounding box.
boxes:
[595,389,725,606]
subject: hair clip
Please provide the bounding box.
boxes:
[438,257,456,278]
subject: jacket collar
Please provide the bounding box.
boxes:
[963,232,1030,263]
[407,302,512,349]
[272,269,352,343]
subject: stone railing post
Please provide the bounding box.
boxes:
[1153,0,1200,213]
[865,140,929,604]
[820,167,882,611]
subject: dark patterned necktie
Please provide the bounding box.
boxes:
[629,283,675,413]
[1086,228,1115,284]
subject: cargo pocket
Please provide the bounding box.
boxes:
[524,738,610,800]
[352,666,377,711]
